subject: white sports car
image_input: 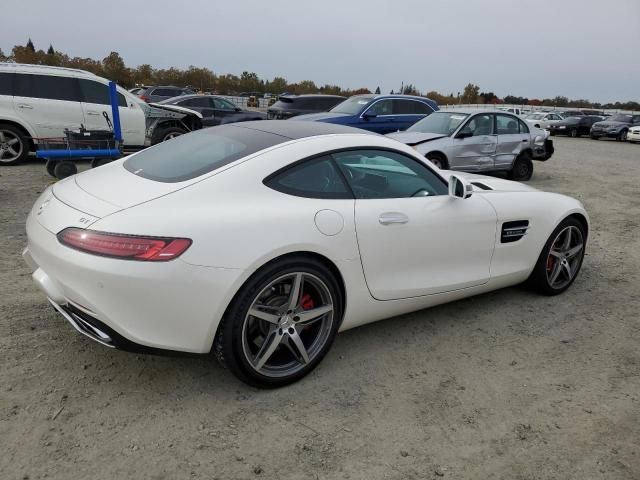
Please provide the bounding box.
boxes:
[24,121,589,387]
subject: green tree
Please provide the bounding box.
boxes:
[461,83,480,104]
[47,44,55,55]
[266,76,288,94]
[26,38,35,52]
[102,51,130,86]
[375,86,381,94]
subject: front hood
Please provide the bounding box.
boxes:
[294,112,349,121]
[386,131,447,145]
[593,122,623,128]
[147,103,203,119]
[441,171,540,193]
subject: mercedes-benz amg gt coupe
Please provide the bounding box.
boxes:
[24,121,588,387]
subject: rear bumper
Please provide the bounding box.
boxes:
[24,214,244,354]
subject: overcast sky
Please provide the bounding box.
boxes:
[3,0,639,102]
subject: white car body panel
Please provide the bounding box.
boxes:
[24,127,588,354]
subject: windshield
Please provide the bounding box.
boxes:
[330,96,374,115]
[608,114,632,123]
[407,112,469,135]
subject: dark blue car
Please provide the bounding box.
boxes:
[294,94,438,133]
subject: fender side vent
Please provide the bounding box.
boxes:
[471,181,493,190]
[502,220,529,243]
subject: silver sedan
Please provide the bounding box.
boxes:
[387,110,554,181]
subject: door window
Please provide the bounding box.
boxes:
[332,149,448,199]
[518,119,529,133]
[0,72,14,95]
[78,79,127,107]
[393,99,432,114]
[15,73,82,102]
[152,88,181,97]
[265,156,351,199]
[461,114,494,136]
[366,99,393,116]
[496,114,519,134]
[179,97,211,108]
[213,98,236,110]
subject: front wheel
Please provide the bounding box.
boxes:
[151,126,187,145]
[426,152,448,169]
[617,129,628,142]
[527,217,586,295]
[507,152,533,181]
[214,256,343,388]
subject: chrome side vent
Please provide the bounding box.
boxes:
[471,181,492,191]
[501,220,529,243]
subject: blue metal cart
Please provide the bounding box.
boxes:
[36,81,124,179]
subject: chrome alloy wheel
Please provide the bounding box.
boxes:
[242,272,334,378]
[0,129,23,163]
[546,225,584,290]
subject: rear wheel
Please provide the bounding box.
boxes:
[426,152,448,169]
[507,151,533,181]
[527,217,586,295]
[215,256,343,388]
[0,124,29,165]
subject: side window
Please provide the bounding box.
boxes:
[461,114,494,136]
[153,88,177,97]
[632,115,640,124]
[213,98,235,109]
[78,79,126,107]
[181,97,210,108]
[496,114,520,134]
[518,119,529,133]
[393,100,432,115]
[332,149,448,200]
[264,156,351,199]
[15,74,82,102]
[0,72,14,95]
[366,99,393,116]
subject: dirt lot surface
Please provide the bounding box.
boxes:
[1,137,639,480]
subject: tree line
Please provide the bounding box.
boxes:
[2,40,638,110]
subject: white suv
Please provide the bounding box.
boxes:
[0,63,202,165]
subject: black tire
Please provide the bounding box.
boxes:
[591,135,599,140]
[91,157,116,168]
[617,129,628,142]
[426,152,448,169]
[0,123,29,165]
[570,128,579,138]
[53,161,78,179]
[527,217,586,296]
[151,126,187,145]
[550,131,556,136]
[214,255,343,388]
[45,159,59,177]
[507,152,533,181]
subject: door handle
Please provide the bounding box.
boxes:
[87,111,100,116]
[379,212,409,225]
[17,104,33,109]
[522,139,529,142]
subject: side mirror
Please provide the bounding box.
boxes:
[449,174,473,199]
[456,129,473,139]
[362,110,377,119]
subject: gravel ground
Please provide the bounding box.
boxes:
[1,137,639,480]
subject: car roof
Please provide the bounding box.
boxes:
[225,120,378,139]
[279,94,346,99]
[0,62,98,78]
[437,108,520,115]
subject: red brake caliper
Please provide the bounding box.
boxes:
[301,293,315,310]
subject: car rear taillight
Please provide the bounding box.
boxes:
[57,228,191,261]
[139,95,150,102]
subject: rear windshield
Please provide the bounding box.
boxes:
[124,125,288,183]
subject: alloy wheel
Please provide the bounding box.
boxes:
[163,132,183,141]
[0,129,23,163]
[546,225,584,290]
[241,272,334,378]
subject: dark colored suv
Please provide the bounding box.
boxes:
[590,113,640,141]
[139,86,195,103]
[267,94,346,119]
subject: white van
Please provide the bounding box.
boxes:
[0,63,202,165]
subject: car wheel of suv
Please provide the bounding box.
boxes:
[507,152,533,181]
[151,126,187,145]
[426,152,448,169]
[617,129,628,142]
[527,217,586,296]
[0,124,29,165]
[214,255,343,388]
